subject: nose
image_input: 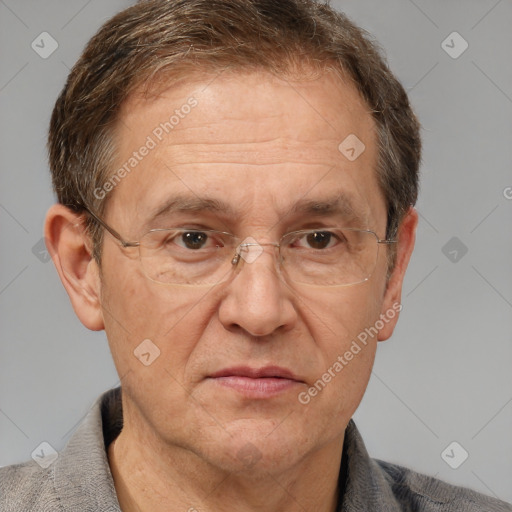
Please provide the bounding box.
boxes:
[218,243,297,337]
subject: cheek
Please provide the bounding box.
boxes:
[294,283,382,418]
[100,255,221,382]
[299,281,383,352]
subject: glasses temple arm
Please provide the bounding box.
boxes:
[82,207,138,248]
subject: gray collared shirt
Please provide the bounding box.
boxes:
[1,387,510,511]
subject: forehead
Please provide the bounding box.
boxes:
[106,69,385,232]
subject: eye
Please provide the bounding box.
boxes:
[173,231,214,250]
[293,230,341,250]
[161,230,218,251]
[144,229,230,253]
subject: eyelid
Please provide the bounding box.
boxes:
[283,227,340,244]
[173,224,219,231]
[283,226,341,237]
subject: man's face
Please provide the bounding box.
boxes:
[98,69,395,472]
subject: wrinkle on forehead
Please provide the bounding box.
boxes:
[106,69,384,237]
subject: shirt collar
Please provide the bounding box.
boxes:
[340,420,401,511]
[53,388,122,511]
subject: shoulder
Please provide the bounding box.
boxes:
[0,388,122,512]
[375,458,512,512]
[0,461,62,511]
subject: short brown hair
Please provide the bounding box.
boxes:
[48,0,421,264]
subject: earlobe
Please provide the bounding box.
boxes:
[44,204,105,331]
[377,207,418,341]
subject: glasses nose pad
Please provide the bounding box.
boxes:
[231,239,283,270]
[233,237,265,265]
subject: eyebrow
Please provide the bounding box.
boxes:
[144,195,238,229]
[288,193,366,226]
[144,191,365,229]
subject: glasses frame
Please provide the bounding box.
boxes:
[82,206,398,286]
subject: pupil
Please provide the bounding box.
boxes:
[307,231,331,249]
[183,232,207,249]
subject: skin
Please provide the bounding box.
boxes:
[45,69,417,512]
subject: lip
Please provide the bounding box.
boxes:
[210,365,300,380]
[208,366,304,398]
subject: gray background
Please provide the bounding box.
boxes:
[1,0,511,503]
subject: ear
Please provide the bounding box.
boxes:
[377,207,418,341]
[44,204,105,331]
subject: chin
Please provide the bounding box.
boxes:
[200,419,307,475]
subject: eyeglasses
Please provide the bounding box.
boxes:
[83,207,396,287]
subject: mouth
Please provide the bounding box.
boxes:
[207,366,304,398]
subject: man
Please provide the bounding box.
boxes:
[1,0,510,510]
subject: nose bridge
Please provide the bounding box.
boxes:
[233,237,281,268]
[233,240,287,306]
[219,237,295,337]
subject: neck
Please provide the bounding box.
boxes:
[108,417,344,512]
